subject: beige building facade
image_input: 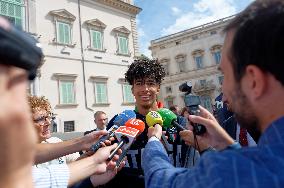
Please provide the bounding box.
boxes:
[150,16,235,112]
[1,0,141,132]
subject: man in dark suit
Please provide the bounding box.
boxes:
[84,111,108,135]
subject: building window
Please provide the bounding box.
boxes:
[85,19,106,52]
[210,30,217,35]
[178,61,186,72]
[91,76,109,105]
[91,30,102,50]
[218,75,224,85]
[49,9,76,46]
[60,80,75,104]
[95,82,108,104]
[122,84,135,103]
[192,35,198,40]
[175,41,181,45]
[162,63,169,75]
[159,58,170,76]
[213,51,221,64]
[54,73,77,106]
[195,56,203,69]
[113,26,131,56]
[192,49,204,69]
[118,36,128,55]
[210,45,222,65]
[57,21,71,45]
[200,79,206,87]
[165,86,172,93]
[175,54,187,73]
[0,0,24,28]
[64,121,75,132]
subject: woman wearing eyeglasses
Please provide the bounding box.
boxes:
[28,95,79,167]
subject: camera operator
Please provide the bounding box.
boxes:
[142,0,284,187]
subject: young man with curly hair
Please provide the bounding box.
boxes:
[104,59,166,188]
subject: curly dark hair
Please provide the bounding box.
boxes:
[125,59,166,85]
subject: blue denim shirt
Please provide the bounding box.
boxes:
[142,116,284,188]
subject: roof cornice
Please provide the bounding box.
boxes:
[95,0,141,15]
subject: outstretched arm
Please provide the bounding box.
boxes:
[35,130,107,164]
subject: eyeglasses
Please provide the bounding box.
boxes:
[33,115,52,125]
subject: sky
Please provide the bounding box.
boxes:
[133,0,255,57]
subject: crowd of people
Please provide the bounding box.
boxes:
[1,0,284,187]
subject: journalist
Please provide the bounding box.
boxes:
[142,0,284,187]
[0,16,42,187]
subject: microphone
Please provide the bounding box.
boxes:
[108,118,145,160]
[91,124,119,152]
[157,108,186,131]
[113,110,136,125]
[91,110,136,152]
[146,111,172,152]
[146,111,164,127]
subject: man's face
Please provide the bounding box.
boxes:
[95,113,107,130]
[33,109,51,142]
[220,31,258,130]
[132,78,160,109]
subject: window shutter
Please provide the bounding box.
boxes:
[58,22,64,43]
[124,38,128,54]
[64,24,70,44]
[60,81,74,104]
[92,31,102,50]
[0,0,23,28]
[61,82,68,104]
[95,83,107,103]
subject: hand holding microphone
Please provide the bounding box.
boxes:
[91,110,136,152]
[146,111,173,152]
[108,118,145,161]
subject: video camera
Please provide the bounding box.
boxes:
[0,22,43,80]
[179,81,206,135]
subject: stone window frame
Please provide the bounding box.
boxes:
[113,26,131,56]
[192,49,205,69]
[210,44,222,65]
[49,9,76,47]
[159,58,170,76]
[118,78,135,105]
[90,76,110,106]
[175,54,187,73]
[53,73,78,108]
[85,18,107,52]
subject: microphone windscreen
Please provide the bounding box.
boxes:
[113,110,136,126]
[157,108,177,128]
[146,111,163,127]
[125,118,145,134]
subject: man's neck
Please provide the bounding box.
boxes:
[137,104,158,116]
[255,81,284,133]
[96,127,105,131]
